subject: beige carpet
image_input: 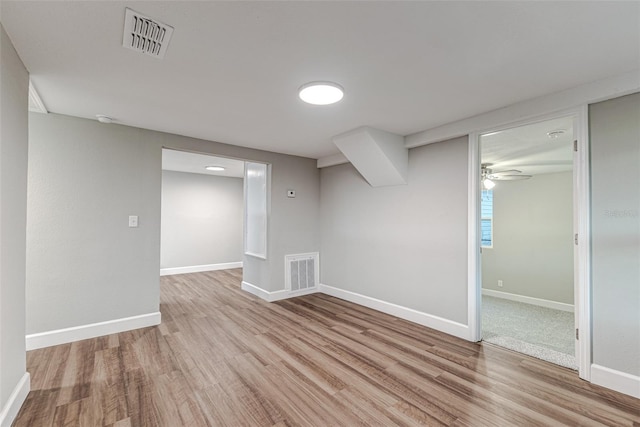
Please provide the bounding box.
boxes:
[482,295,577,370]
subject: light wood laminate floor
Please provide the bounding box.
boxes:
[13,269,640,426]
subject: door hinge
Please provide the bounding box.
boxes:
[574,140,578,152]
[576,328,579,340]
[574,233,578,245]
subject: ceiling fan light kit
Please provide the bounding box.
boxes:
[483,178,496,190]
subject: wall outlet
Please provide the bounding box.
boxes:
[497,280,503,288]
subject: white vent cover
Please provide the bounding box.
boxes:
[123,8,174,59]
[285,253,319,292]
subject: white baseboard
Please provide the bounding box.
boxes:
[319,284,470,340]
[241,281,317,302]
[26,312,161,350]
[241,281,274,301]
[482,288,574,312]
[591,364,640,399]
[242,281,468,339]
[0,372,30,427]
[160,261,242,276]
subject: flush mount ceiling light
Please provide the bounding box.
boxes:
[205,166,225,171]
[298,81,344,105]
[96,115,113,124]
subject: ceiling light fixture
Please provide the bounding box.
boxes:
[205,166,225,171]
[298,81,344,105]
[96,115,113,124]
[483,178,496,190]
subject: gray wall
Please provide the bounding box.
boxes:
[161,170,243,269]
[320,137,469,324]
[590,92,640,377]
[27,112,320,335]
[482,172,574,304]
[0,23,28,413]
[27,114,162,333]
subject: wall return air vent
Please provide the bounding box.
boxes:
[122,8,174,59]
[285,253,319,293]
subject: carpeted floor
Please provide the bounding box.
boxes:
[482,295,577,370]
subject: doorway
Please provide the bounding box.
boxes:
[160,149,246,276]
[479,117,576,369]
[468,107,591,379]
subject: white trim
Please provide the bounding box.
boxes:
[468,106,592,379]
[241,280,283,301]
[468,134,481,342]
[28,80,47,114]
[317,153,349,169]
[591,365,640,399]
[160,261,242,276]
[244,252,267,260]
[482,289,574,312]
[285,287,318,300]
[319,284,470,340]
[243,280,469,340]
[241,281,317,302]
[406,71,639,148]
[243,162,270,260]
[26,312,161,350]
[0,372,30,427]
[574,105,592,380]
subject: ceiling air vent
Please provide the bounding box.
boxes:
[122,8,174,59]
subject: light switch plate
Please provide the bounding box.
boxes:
[128,215,139,227]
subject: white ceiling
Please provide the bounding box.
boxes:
[162,149,245,178]
[3,1,639,159]
[481,116,574,177]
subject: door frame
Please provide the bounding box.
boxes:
[467,105,591,380]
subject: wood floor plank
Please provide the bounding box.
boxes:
[13,269,640,426]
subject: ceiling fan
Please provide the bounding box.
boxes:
[481,163,531,189]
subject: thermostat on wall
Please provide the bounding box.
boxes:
[287,190,296,198]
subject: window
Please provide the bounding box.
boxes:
[244,162,268,259]
[481,189,493,248]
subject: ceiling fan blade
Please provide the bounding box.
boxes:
[493,175,532,181]
[490,169,522,176]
